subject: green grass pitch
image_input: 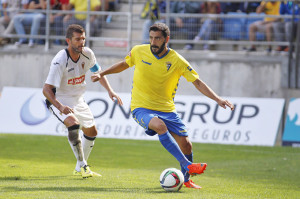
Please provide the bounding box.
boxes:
[0,133,299,199]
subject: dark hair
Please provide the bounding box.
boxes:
[149,23,170,38]
[66,24,85,39]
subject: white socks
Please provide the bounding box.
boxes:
[82,134,95,162]
[73,133,96,172]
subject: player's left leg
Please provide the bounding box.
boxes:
[81,126,97,162]
[81,126,102,177]
[170,132,202,189]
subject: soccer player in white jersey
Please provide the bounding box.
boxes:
[43,24,123,178]
[91,23,234,188]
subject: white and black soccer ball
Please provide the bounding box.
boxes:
[159,168,184,192]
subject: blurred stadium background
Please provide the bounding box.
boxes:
[1,1,300,198]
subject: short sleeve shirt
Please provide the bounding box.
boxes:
[125,44,199,112]
[45,47,100,99]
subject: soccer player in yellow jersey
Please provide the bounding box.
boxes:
[92,23,234,189]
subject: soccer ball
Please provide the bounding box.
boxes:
[159,168,184,192]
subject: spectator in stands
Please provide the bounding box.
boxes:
[141,0,166,44]
[13,0,46,47]
[49,0,69,45]
[273,1,299,52]
[241,2,260,14]
[220,2,243,14]
[63,0,101,37]
[170,1,201,46]
[247,1,281,52]
[103,0,120,23]
[184,1,221,50]
[0,0,29,46]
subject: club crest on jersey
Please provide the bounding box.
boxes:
[81,62,85,69]
[166,62,172,71]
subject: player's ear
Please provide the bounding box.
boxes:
[66,38,70,45]
[165,36,170,44]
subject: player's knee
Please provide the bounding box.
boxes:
[68,124,80,146]
[150,119,167,134]
[89,129,98,137]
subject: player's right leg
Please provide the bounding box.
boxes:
[47,104,92,178]
[64,117,92,178]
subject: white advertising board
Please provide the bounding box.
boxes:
[0,87,285,146]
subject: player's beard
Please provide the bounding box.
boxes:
[151,41,166,55]
[71,44,84,54]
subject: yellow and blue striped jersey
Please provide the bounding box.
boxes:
[125,44,199,112]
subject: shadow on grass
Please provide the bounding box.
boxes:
[2,186,183,194]
[0,176,70,181]
[0,176,184,194]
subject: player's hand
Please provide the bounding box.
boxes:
[108,91,123,106]
[59,105,74,115]
[91,73,101,82]
[217,98,234,111]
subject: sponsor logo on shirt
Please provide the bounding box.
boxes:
[81,62,85,70]
[68,75,85,85]
[68,68,74,72]
[142,60,152,65]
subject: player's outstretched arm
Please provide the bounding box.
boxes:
[98,76,123,106]
[192,78,234,111]
[91,60,129,82]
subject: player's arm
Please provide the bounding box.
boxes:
[91,60,129,82]
[98,76,123,106]
[192,78,234,110]
[42,84,74,114]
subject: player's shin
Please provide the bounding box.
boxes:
[158,132,191,170]
[181,153,193,182]
[68,125,87,170]
[82,134,96,162]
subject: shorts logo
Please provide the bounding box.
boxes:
[82,62,85,69]
[68,75,85,85]
[166,62,172,71]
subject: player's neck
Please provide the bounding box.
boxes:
[68,47,81,61]
[157,47,168,57]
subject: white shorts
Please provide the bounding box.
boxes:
[49,96,95,128]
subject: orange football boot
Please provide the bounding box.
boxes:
[187,163,207,175]
[184,180,202,189]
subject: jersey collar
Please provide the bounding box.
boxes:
[152,48,170,60]
[65,49,80,63]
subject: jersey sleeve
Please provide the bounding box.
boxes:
[45,52,65,88]
[86,47,101,73]
[179,55,199,82]
[125,46,136,67]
